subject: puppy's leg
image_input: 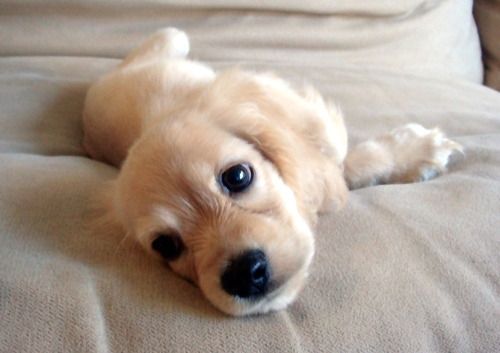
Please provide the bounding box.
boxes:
[344,123,463,189]
[120,27,190,67]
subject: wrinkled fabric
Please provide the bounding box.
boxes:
[1,1,499,353]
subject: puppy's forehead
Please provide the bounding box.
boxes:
[142,119,258,172]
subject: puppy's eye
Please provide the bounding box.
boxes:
[220,163,254,193]
[152,234,184,261]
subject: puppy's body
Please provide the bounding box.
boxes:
[83,28,462,315]
[83,30,215,167]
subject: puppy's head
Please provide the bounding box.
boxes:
[110,71,348,315]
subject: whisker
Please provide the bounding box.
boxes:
[112,230,132,259]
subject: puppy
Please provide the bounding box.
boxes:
[83,28,462,316]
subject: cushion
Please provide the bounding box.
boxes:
[0,0,482,82]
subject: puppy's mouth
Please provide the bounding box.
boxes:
[221,271,305,316]
[204,247,310,315]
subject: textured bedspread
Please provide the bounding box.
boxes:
[1,1,499,352]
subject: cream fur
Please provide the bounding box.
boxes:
[83,28,462,316]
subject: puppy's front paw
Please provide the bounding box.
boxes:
[389,123,463,182]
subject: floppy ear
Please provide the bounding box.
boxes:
[206,71,348,218]
[229,105,348,219]
[229,111,302,191]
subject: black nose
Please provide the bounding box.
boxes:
[221,249,270,298]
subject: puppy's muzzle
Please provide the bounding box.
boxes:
[221,249,270,298]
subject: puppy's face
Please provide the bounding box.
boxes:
[112,118,316,315]
[109,72,348,315]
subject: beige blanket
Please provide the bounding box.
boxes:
[1,1,499,352]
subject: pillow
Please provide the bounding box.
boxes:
[474,0,500,90]
[0,0,483,82]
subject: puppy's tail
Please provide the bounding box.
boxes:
[120,28,190,67]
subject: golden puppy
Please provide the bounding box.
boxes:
[83,28,462,315]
